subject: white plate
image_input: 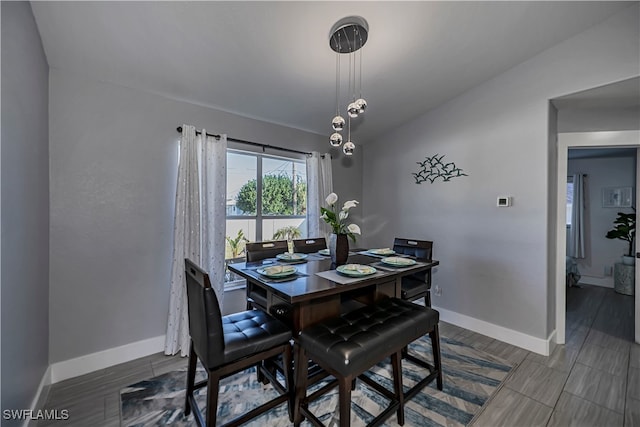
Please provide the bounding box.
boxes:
[368,248,395,256]
[276,253,308,261]
[256,265,297,278]
[318,249,330,256]
[336,264,377,277]
[381,256,417,267]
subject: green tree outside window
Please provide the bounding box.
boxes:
[236,174,306,215]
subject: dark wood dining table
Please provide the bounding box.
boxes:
[227,251,439,334]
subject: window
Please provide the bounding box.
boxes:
[225,150,307,284]
[566,177,574,226]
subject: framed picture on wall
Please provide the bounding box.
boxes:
[602,186,633,208]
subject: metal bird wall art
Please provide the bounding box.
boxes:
[412,154,468,184]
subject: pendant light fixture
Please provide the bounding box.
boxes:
[328,16,368,156]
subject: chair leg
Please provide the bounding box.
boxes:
[282,343,294,422]
[205,371,220,427]
[293,342,309,426]
[339,376,352,427]
[391,351,405,425]
[256,361,267,384]
[425,291,431,308]
[184,342,197,416]
[430,325,443,390]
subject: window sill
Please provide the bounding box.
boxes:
[224,279,246,292]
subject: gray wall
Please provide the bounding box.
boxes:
[1,1,50,418]
[568,156,636,286]
[558,106,640,132]
[48,69,362,363]
[361,4,639,340]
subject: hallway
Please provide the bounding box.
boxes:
[470,284,638,426]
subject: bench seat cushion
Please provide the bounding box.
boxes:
[298,298,439,377]
[220,310,292,367]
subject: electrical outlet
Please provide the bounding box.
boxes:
[604,265,613,276]
[434,285,442,297]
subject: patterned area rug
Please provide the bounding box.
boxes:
[121,336,514,426]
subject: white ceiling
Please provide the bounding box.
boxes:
[31,1,632,143]
[553,76,640,110]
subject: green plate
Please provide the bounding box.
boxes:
[318,249,330,256]
[276,253,308,262]
[256,265,297,278]
[336,264,377,277]
[381,256,417,267]
[367,248,395,256]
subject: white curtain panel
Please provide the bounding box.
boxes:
[568,173,586,259]
[306,152,333,238]
[164,125,227,356]
[200,130,227,304]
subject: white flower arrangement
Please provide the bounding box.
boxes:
[321,192,361,242]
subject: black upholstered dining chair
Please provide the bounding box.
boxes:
[393,238,434,307]
[244,240,289,310]
[292,237,327,253]
[183,259,293,427]
[245,240,289,262]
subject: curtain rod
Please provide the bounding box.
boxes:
[176,126,320,157]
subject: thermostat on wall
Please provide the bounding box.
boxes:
[497,196,512,207]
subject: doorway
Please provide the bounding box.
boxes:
[555,131,640,345]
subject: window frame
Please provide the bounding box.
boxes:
[225,149,307,240]
[225,149,307,288]
[566,176,574,227]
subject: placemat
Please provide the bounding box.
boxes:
[371,261,421,272]
[315,269,389,285]
[356,250,414,259]
[242,266,308,283]
[304,253,328,261]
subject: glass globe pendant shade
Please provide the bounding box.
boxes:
[329,132,343,147]
[343,141,355,155]
[355,98,367,114]
[347,102,359,118]
[332,115,345,131]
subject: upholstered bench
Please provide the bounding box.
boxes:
[293,297,442,427]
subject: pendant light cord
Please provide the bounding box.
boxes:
[359,42,363,98]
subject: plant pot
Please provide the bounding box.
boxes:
[622,255,635,266]
[329,233,349,266]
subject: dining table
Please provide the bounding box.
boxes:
[227,250,440,334]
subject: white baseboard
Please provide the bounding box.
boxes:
[548,329,558,354]
[578,275,613,288]
[50,335,166,383]
[433,306,554,356]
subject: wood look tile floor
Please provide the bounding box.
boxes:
[472,284,637,427]
[37,284,637,426]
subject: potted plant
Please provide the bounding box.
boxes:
[321,193,361,265]
[273,225,302,253]
[226,229,249,259]
[606,210,636,265]
[225,229,249,282]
